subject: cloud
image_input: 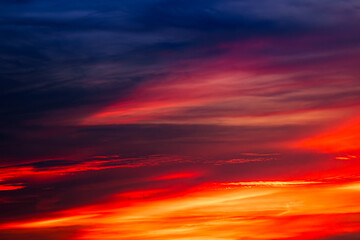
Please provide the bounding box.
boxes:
[3,178,360,240]
[1,1,360,239]
[318,231,360,240]
[1,0,359,131]
[294,116,360,152]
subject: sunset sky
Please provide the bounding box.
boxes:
[1,1,360,239]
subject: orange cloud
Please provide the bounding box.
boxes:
[81,70,343,127]
[2,178,360,240]
[295,116,360,152]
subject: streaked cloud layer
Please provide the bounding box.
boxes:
[3,178,360,240]
[1,0,360,239]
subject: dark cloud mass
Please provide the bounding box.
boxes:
[1,0,359,156]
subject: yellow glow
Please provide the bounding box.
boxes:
[2,180,360,239]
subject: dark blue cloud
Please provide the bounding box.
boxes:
[1,0,359,161]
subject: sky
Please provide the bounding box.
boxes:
[1,0,360,239]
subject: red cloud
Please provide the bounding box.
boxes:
[295,116,360,152]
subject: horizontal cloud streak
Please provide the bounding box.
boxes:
[2,178,360,240]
